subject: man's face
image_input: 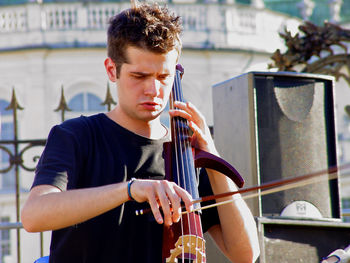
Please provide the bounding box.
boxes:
[113,46,178,124]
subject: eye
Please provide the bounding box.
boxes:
[131,74,145,79]
[158,74,172,82]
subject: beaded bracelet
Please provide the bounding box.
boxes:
[127,178,136,201]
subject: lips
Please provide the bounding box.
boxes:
[141,101,162,110]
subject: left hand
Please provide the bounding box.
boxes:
[168,101,218,155]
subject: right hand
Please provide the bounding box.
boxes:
[129,179,193,226]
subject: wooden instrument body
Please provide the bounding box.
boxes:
[161,65,244,263]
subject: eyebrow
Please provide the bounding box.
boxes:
[129,71,152,76]
[130,71,170,77]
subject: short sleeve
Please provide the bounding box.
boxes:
[32,124,81,191]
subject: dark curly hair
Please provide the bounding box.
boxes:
[107,3,182,77]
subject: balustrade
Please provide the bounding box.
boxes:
[44,4,79,30]
[0,1,301,52]
[0,5,27,33]
[87,4,124,29]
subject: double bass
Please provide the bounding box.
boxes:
[161,64,245,262]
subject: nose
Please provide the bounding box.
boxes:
[144,78,161,97]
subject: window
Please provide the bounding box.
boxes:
[68,92,105,112]
[0,99,15,191]
[342,198,350,222]
[0,216,10,261]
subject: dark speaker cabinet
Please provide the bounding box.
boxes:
[208,72,348,263]
[212,71,341,219]
[257,218,350,262]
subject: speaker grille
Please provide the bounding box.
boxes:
[254,76,339,218]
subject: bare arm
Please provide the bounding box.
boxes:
[21,179,193,233]
[206,170,260,263]
[21,183,129,232]
[169,101,260,263]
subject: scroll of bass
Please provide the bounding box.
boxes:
[162,64,245,263]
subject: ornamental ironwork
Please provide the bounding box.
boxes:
[269,21,350,117]
[0,84,116,263]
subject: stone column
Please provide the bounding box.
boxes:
[26,4,43,31]
[329,0,343,23]
[251,0,265,9]
[221,0,235,4]
[297,0,315,21]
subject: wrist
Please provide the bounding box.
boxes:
[127,178,137,201]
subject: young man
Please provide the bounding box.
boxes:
[21,3,259,263]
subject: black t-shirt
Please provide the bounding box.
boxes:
[33,113,219,263]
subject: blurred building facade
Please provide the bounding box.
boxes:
[0,0,349,262]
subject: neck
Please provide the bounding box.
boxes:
[106,109,167,140]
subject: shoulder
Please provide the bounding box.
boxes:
[45,114,106,148]
[53,113,104,136]
[60,113,103,130]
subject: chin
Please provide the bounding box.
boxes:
[145,112,162,122]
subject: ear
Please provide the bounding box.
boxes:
[104,58,117,82]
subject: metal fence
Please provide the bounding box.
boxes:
[0,86,115,263]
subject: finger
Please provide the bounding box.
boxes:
[156,181,173,226]
[148,192,164,224]
[186,102,208,131]
[174,101,203,123]
[169,106,213,153]
[187,120,204,138]
[184,101,202,119]
[164,183,182,223]
[173,101,188,110]
[169,107,192,121]
[173,185,193,213]
[171,102,208,134]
